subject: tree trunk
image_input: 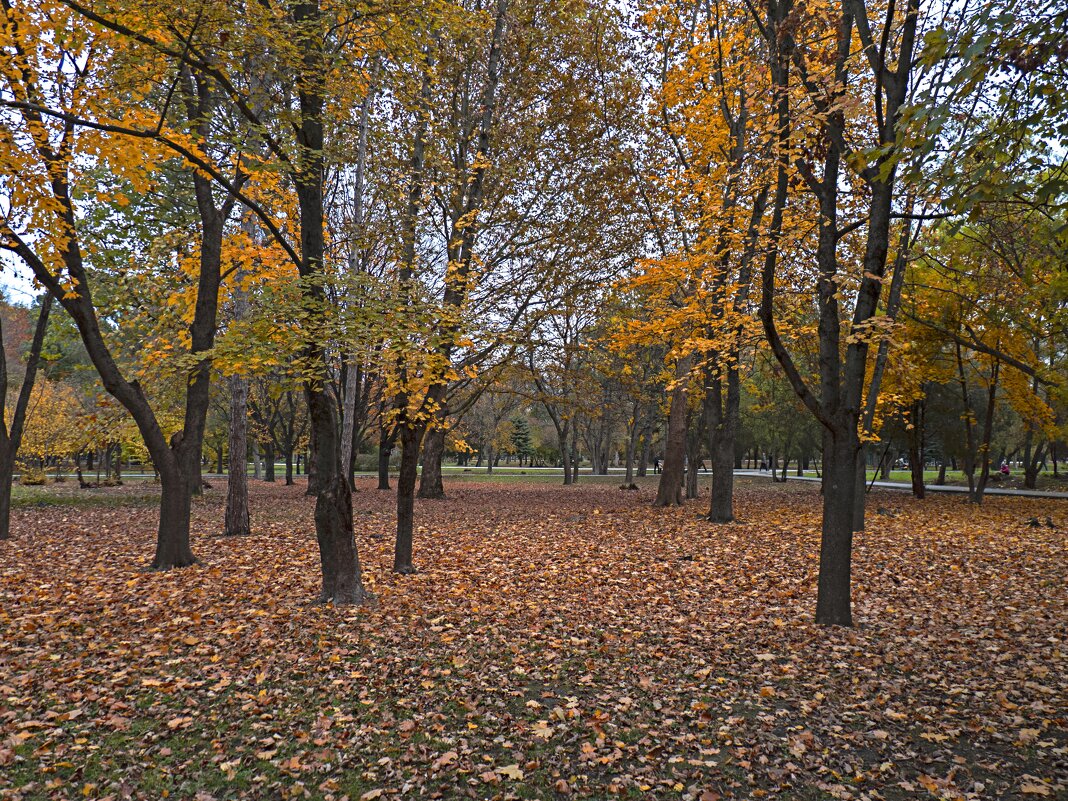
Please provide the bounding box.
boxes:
[306,383,366,604]
[623,408,639,488]
[654,356,692,507]
[972,361,999,504]
[685,413,701,499]
[253,439,262,481]
[569,428,580,484]
[0,457,13,541]
[264,441,275,482]
[559,420,572,485]
[224,375,251,536]
[852,447,866,530]
[305,423,320,496]
[154,464,196,570]
[637,421,651,478]
[706,369,737,524]
[394,424,421,573]
[816,428,856,626]
[285,449,295,485]
[377,434,392,490]
[909,398,925,499]
[417,426,446,499]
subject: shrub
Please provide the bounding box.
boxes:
[19,467,47,486]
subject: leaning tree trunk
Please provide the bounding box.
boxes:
[224,375,251,536]
[394,424,421,573]
[417,425,446,499]
[654,356,692,507]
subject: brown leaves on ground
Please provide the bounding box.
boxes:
[1,479,1065,801]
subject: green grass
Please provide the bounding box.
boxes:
[10,484,161,509]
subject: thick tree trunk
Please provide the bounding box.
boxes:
[313,473,363,603]
[417,426,446,499]
[654,357,692,507]
[154,465,196,570]
[0,457,13,541]
[707,377,736,523]
[394,424,421,573]
[306,384,366,604]
[285,450,294,486]
[816,429,856,626]
[224,375,251,536]
[253,440,262,481]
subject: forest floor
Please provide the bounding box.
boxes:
[1,479,1065,801]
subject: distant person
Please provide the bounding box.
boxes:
[653,457,661,474]
[759,459,767,471]
[1000,462,1010,476]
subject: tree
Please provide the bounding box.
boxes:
[0,292,52,538]
[752,0,921,625]
[0,0,248,568]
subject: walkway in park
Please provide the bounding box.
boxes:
[731,469,1068,499]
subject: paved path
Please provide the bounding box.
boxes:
[732,470,1068,499]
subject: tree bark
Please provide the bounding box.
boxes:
[263,441,275,482]
[394,424,421,573]
[705,365,739,523]
[417,425,446,499]
[816,428,857,626]
[909,398,925,498]
[654,356,692,507]
[377,431,392,489]
[0,457,14,541]
[154,463,196,569]
[224,374,251,536]
[0,292,53,539]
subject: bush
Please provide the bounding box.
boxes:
[19,468,47,486]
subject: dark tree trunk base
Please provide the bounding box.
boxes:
[313,475,368,605]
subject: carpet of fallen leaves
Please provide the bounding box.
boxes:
[1,478,1065,801]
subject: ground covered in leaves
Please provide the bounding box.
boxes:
[1,478,1065,801]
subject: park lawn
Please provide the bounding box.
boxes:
[1,479,1065,801]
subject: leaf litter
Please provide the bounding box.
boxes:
[1,479,1065,800]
